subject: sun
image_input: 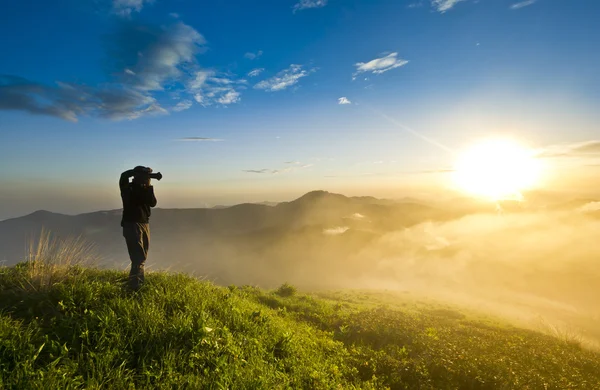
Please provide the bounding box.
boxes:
[453,139,542,200]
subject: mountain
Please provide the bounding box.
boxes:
[0,191,444,280]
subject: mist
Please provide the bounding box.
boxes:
[2,191,599,349]
[133,201,600,349]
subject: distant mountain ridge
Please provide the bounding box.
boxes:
[8,189,594,284]
[0,191,438,268]
[2,189,599,290]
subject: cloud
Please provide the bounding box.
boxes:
[244,50,263,60]
[408,1,424,8]
[90,84,167,119]
[0,76,83,122]
[115,21,245,106]
[510,0,537,9]
[430,0,468,13]
[209,77,235,85]
[293,0,327,13]
[194,86,242,106]
[254,64,316,92]
[0,20,213,121]
[114,21,206,91]
[578,202,600,213]
[247,68,264,77]
[569,141,600,154]
[243,163,313,174]
[217,90,241,105]
[169,12,180,18]
[172,100,192,112]
[537,141,600,158]
[243,169,271,174]
[187,71,244,106]
[1,20,248,121]
[112,0,153,17]
[188,70,213,90]
[353,53,408,78]
[178,137,224,142]
[0,75,167,122]
[323,226,349,235]
[338,97,351,105]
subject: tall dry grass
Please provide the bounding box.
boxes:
[21,228,99,291]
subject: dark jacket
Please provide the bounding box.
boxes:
[120,173,157,226]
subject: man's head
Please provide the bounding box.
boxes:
[132,166,152,186]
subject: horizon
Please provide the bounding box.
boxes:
[2,0,600,220]
[0,189,449,220]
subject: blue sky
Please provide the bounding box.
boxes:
[1,0,600,218]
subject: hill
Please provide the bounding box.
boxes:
[1,264,599,389]
[0,191,448,277]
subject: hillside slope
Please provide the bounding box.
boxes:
[1,265,599,389]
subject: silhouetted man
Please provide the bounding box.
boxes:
[120,166,157,290]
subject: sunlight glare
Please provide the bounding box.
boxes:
[453,139,542,200]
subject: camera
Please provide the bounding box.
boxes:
[149,172,163,181]
[132,166,163,184]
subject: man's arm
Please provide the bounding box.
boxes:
[146,186,158,208]
[119,169,135,190]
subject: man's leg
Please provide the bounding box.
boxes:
[137,223,150,286]
[123,222,148,289]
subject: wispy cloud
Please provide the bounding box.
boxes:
[353,53,408,79]
[187,71,244,106]
[243,163,313,174]
[338,97,352,105]
[247,68,264,77]
[244,50,263,60]
[188,70,212,90]
[431,0,468,13]
[408,1,424,8]
[243,169,271,174]
[537,140,600,158]
[210,77,235,85]
[169,12,180,18]
[323,226,349,235]
[112,0,153,17]
[0,20,202,121]
[293,0,327,13]
[254,64,316,92]
[510,0,537,10]
[0,75,167,121]
[216,90,241,105]
[117,21,206,91]
[178,137,224,142]
[109,22,243,107]
[578,202,600,213]
[172,100,192,112]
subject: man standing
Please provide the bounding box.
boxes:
[119,166,158,290]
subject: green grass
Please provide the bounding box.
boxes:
[1,263,599,389]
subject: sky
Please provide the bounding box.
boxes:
[1,0,600,219]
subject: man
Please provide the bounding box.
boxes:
[119,166,157,290]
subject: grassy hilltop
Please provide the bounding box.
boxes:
[1,263,599,389]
